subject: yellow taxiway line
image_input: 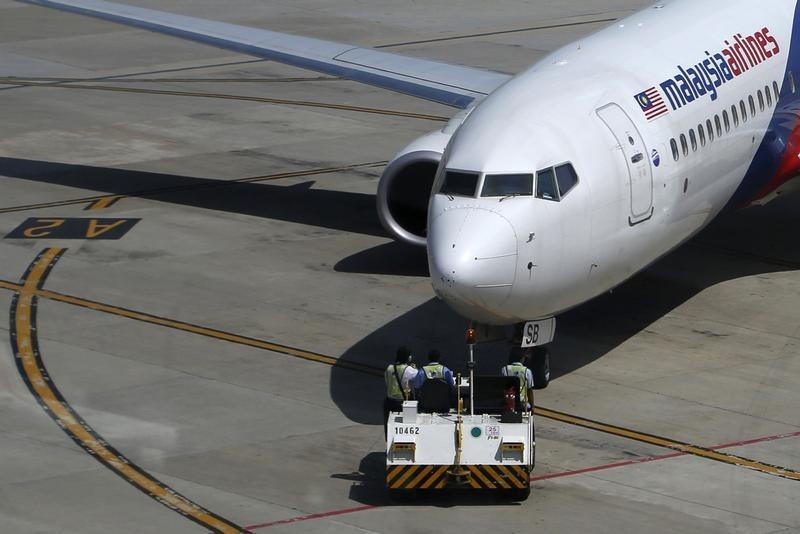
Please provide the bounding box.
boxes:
[1,252,798,483]
[8,248,248,533]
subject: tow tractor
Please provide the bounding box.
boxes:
[386,328,535,500]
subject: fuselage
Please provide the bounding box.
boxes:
[428,0,800,325]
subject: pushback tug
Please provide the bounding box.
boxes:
[386,329,535,500]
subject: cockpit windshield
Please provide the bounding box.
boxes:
[440,170,479,197]
[480,173,533,198]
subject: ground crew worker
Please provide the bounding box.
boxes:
[412,349,455,395]
[501,347,535,411]
[384,346,418,436]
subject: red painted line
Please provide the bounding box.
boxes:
[532,429,800,483]
[244,429,800,530]
[530,452,684,482]
[246,505,375,531]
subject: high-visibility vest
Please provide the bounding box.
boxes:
[385,363,410,400]
[423,363,445,380]
[504,363,530,403]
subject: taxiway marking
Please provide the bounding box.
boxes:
[5,217,140,240]
[0,276,381,377]
[85,195,124,210]
[3,80,450,121]
[7,248,249,534]
[376,16,619,49]
[0,274,797,483]
[536,407,800,481]
[243,429,800,530]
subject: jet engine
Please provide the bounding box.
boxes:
[376,130,449,246]
[376,107,473,246]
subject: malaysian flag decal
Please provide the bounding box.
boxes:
[635,87,668,121]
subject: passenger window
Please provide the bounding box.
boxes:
[535,168,559,201]
[689,129,697,151]
[440,170,479,197]
[723,110,730,132]
[749,94,757,115]
[698,124,706,147]
[680,134,688,156]
[758,90,765,110]
[731,105,739,127]
[773,81,781,100]
[706,119,715,141]
[670,138,679,161]
[765,85,772,107]
[740,100,747,122]
[715,115,722,136]
[481,174,533,197]
[555,163,579,198]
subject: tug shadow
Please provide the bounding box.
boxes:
[332,452,527,507]
[329,191,800,424]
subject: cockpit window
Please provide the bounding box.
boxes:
[535,163,579,201]
[536,167,558,201]
[480,173,533,197]
[555,164,578,198]
[440,170,479,197]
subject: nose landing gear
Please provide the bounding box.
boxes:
[530,345,550,389]
[511,321,552,389]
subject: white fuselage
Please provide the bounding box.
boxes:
[428,0,796,324]
[17,0,799,328]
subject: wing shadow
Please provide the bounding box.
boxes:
[0,157,385,237]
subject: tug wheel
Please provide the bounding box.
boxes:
[506,486,531,501]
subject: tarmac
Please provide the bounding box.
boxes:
[0,0,798,532]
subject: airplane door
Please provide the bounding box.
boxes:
[596,103,654,225]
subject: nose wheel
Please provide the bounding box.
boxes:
[511,323,552,389]
[530,345,550,389]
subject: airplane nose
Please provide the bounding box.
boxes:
[428,208,518,322]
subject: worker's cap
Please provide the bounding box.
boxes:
[427,349,442,361]
[396,346,412,361]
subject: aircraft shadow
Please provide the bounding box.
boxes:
[334,241,429,277]
[329,192,800,502]
[0,157,385,238]
[6,157,798,431]
[329,190,800,426]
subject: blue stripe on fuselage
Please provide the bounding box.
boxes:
[727,3,800,207]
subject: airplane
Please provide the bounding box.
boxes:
[17,0,800,384]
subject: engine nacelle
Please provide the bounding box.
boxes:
[377,105,477,246]
[376,130,450,246]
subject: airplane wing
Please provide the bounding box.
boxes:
[19,0,512,108]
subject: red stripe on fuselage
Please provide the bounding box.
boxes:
[753,112,800,200]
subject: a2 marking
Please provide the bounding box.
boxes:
[5,217,140,240]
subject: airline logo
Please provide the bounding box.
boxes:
[635,27,780,120]
[635,87,669,121]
